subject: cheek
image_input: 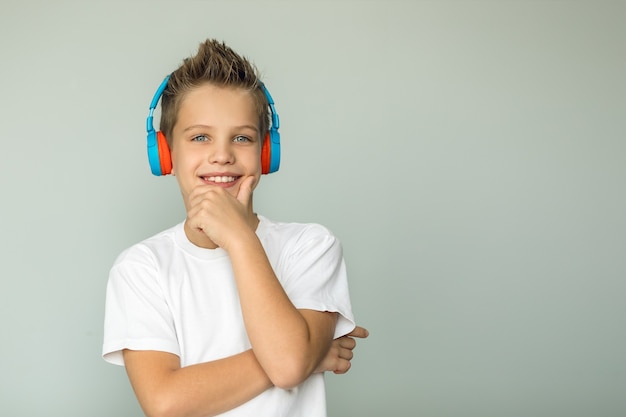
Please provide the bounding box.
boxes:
[171,146,196,168]
[249,146,263,173]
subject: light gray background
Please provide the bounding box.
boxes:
[1,1,624,416]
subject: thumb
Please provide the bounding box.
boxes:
[236,176,255,206]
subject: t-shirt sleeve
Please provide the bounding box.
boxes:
[102,248,180,366]
[280,227,356,339]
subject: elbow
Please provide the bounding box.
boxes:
[271,372,307,391]
[266,357,312,390]
[141,392,185,417]
[143,404,173,417]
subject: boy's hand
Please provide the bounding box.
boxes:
[186,176,257,250]
[315,326,369,375]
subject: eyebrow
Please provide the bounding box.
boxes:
[183,124,259,133]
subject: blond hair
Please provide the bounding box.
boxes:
[160,39,269,146]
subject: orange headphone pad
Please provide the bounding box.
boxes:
[157,131,172,175]
[261,132,271,174]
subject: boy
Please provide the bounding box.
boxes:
[103,39,367,417]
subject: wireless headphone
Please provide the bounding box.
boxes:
[146,75,281,176]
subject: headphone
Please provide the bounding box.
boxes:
[146,75,281,176]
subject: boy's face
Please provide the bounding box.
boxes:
[170,84,262,207]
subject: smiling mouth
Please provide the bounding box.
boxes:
[202,175,239,183]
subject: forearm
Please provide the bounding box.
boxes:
[124,349,272,417]
[227,232,335,389]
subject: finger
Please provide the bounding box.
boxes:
[347,326,369,339]
[333,361,352,375]
[236,176,255,206]
[338,347,354,361]
[337,337,356,350]
[187,185,214,209]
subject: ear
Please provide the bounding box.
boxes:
[169,147,176,176]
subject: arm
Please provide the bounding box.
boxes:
[123,349,271,417]
[110,179,366,416]
[229,236,338,388]
[122,326,369,417]
[186,178,348,388]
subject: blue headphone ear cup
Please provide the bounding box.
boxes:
[259,83,280,174]
[147,130,163,176]
[268,127,280,173]
[146,75,171,176]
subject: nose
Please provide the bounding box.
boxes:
[209,139,235,165]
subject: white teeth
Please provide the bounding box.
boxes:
[206,176,236,183]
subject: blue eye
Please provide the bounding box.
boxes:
[192,135,209,142]
[233,135,251,143]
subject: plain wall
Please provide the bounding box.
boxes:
[1,1,624,416]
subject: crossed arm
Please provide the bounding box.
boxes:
[124,326,367,417]
[123,179,368,417]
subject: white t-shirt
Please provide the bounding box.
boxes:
[102,215,355,416]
